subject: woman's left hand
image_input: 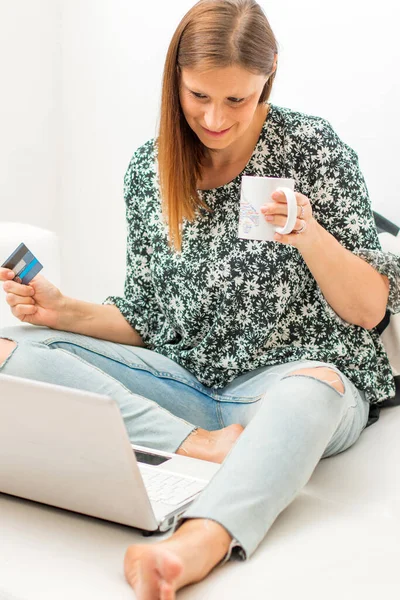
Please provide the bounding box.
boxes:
[261,190,319,249]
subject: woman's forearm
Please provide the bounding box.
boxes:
[300,221,390,330]
[56,297,145,346]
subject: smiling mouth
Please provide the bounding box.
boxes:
[201,125,232,135]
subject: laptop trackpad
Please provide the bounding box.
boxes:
[134,449,172,466]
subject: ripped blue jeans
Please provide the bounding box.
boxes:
[0,325,370,562]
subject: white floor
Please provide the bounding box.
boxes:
[1,406,399,600]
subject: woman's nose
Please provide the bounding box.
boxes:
[203,106,226,132]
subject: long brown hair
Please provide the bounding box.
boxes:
[157,0,278,251]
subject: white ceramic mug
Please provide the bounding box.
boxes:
[238,176,297,241]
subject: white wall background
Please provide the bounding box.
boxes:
[1,0,399,304]
[0,0,62,232]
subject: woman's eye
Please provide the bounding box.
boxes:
[190,91,244,104]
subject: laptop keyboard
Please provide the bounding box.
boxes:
[139,466,207,507]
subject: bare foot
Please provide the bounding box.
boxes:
[176,423,244,463]
[124,519,232,599]
[124,545,183,600]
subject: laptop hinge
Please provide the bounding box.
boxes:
[158,511,186,533]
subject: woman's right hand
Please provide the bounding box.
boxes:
[0,268,66,329]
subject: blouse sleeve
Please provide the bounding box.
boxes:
[307,119,400,314]
[102,154,164,346]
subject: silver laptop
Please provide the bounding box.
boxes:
[0,374,220,533]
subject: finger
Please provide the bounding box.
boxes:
[0,267,15,282]
[295,192,310,205]
[6,293,36,308]
[265,215,304,230]
[262,197,305,217]
[261,203,287,217]
[274,220,307,243]
[271,190,289,203]
[12,304,37,319]
[297,204,306,218]
[271,191,309,213]
[3,280,35,296]
[266,204,304,218]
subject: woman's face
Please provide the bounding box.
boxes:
[178,64,269,151]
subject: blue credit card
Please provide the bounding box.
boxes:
[1,242,43,285]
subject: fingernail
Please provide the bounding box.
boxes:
[8,272,15,278]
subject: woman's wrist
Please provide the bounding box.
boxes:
[54,295,83,331]
[53,296,144,344]
[294,217,323,255]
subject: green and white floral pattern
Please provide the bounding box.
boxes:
[103,103,400,404]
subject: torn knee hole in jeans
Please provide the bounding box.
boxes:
[0,338,18,369]
[286,368,345,395]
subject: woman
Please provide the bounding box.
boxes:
[1,0,399,598]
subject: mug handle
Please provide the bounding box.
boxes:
[274,187,297,235]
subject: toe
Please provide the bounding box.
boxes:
[124,546,159,599]
[156,550,183,583]
[160,580,175,600]
[124,545,139,587]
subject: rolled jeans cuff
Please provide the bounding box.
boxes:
[170,515,246,564]
[219,538,246,565]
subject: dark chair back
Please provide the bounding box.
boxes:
[373,211,400,409]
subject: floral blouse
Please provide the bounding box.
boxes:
[103,103,400,405]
